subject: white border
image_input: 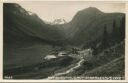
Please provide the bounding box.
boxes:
[0,1,3,81]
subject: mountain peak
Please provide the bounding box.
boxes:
[86,7,99,10]
[71,7,103,23]
[81,7,102,13]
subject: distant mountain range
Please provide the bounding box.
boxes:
[4,4,125,47]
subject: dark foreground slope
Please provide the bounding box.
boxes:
[83,56,124,78]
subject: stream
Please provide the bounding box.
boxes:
[46,57,85,80]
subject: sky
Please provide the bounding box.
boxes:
[18,1,125,22]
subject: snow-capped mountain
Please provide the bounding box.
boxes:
[52,18,67,24]
[45,18,67,25]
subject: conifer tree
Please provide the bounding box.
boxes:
[112,20,118,38]
[119,16,125,40]
[102,25,109,49]
[112,20,120,43]
[112,20,116,36]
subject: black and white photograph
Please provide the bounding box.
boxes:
[3,1,125,80]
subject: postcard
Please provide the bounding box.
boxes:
[0,1,128,82]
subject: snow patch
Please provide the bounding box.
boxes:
[44,55,57,60]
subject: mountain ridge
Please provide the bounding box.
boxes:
[58,7,125,46]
